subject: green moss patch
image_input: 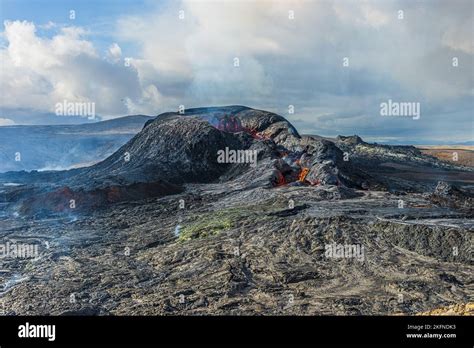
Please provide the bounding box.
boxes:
[178,203,282,242]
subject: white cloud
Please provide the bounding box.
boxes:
[333,1,390,28]
[0,1,472,141]
[114,0,473,105]
[38,21,56,30]
[0,20,166,116]
[0,118,15,126]
[106,43,122,63]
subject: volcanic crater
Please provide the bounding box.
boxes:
[0,106,472,315]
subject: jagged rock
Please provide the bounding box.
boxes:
[429,181,473,213]
[336,135,364,145]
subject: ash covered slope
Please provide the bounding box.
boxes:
[66,114,253,188]
[59,105,302,190]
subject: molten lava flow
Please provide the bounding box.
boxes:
[243,127,267,140]
[107,186,122,203]
[275,171,286,186]
[298,167,310,182]
[216,115,244,132]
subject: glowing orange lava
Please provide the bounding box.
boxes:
[298,167,310,182]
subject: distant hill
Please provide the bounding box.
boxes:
[0,115,153,172]
[376,140,474,146]
[418,146,474,167]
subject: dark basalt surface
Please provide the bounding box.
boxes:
[0,106,472,315]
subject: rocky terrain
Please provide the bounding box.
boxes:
[0,106,472,315]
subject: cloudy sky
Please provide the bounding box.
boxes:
[0,0,472,143]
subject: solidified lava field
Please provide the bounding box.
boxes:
[0,106,472,315]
